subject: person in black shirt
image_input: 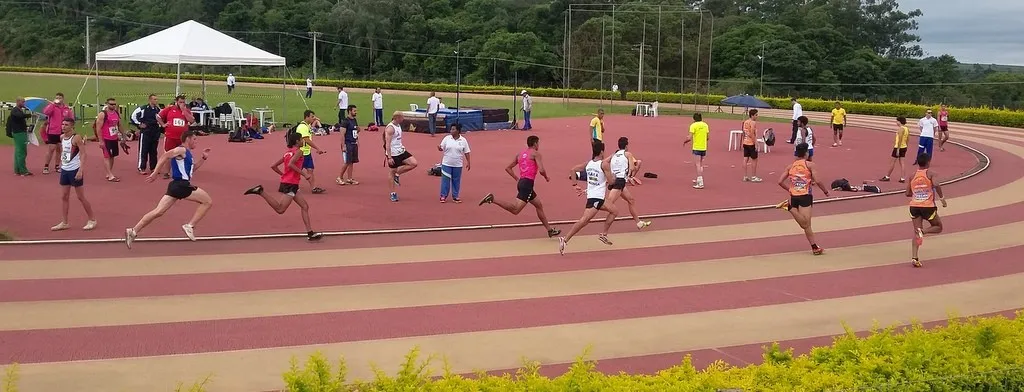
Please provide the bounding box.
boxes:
[131,94,164,175]
[335,104,360,185]
[6,97,32,176]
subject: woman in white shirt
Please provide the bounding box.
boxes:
[438,124,471,203]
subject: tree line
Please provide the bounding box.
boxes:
[1,0,1022,108]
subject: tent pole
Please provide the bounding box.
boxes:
[201,66,206,99]
[94,62,100,122]
[281,65,287,121]
[175,63,182,96]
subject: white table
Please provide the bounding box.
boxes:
[252,108,275,129]
[190,109,215,126]
[635,102,653,117]
[728,130,770,153]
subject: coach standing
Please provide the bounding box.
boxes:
[7,97,31,176]
[787,97,802,144]
[521,90,533,130]
[132,94,163,175]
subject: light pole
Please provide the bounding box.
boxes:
[454,40,462,125]
[758,42,766,97]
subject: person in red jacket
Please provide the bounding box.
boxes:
[157,94,194,179]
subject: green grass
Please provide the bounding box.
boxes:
[0,72,795,146]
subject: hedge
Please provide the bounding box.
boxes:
[1,313,1022,391]
[4,66,1024,128]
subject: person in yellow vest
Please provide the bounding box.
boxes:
[830,101,847,147]
[683,112,710,189]
[880,116,911,183]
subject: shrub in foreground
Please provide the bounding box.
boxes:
[282,313,1024,391]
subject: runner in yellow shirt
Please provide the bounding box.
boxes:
[830,101,847,147]
[880,116,911,183]
[683,112,710,189]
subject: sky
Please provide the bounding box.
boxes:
[898,0,1024,65]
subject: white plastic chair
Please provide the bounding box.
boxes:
[649,101,659,117]
[728,130,744,151]
[233,107,245,129]
[409,104,419,111]
[219,114,235,130]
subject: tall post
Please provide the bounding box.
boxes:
[279,34,286,120]
[455,40,461,124]
[637,17,645,96]
[706,13,714,111]
[759,42,765,97]
[610,4,615,106]
[693,12,703,110]
[680,13,685,111]
[85,16,91,68]
[567,8,572,100]
[175,63,181,96]
[656,6,662,95]
[307,31,322,80]
[600,18,606,105]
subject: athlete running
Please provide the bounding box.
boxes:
[125,130,213,249]
[604,136,651,230]
[775,143,831,255]
[479,135,561,237]
[907,153,946,268]
[51,118,97,231]
[244,131,324,241]
[937,104,950,152]
[384,111,418,202]
[559,140,618,255]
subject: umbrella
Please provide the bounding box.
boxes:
[720,94,772,109]
[22,97,50,113]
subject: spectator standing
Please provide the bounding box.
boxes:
[336,105,360,186]
[917,109,939,157]
[371,88,385,126]
[438,123,471,203]
[305,77,314,99]
[227,73,236,94]
[7,97,32,176]
[132,94,163,175]
[787,97,802,144]
[40,92,75,174]
[426,92,440,137]
[336,86,349,124]
[521,90,533,130]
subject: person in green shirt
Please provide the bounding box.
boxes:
[683,112,710,189]
[6,97,33,176]
[296,110,327,194]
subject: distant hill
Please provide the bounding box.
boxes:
[956,63,1024,73]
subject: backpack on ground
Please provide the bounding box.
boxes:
[427,164,443,176]
[763,128,776,146]
[831,178,854,191]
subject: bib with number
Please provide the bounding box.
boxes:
[61,151,72,164]
[108,126,119,137]
[172,118,186,127]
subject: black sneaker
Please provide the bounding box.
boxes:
[479,193,494,206]
[244,185,264,195]
[547,228,561,237]
[307,231,323,241]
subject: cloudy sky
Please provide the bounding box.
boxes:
[898,0,1024,65]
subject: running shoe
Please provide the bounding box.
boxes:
[453,198,462,204]
[742,177,750,182]
[390,192,399,202]
[775,200,790,210]
[598,234,613,245]
[898,178,905,183]
[182,224,196,241]
[83,220,97,231]
[812,247,824,256]
[831,143,838,147]
[547,228,561,237]
[244,185,264,195]
[440,198,446,203]
[50,222,70,231]
[750,177,763,183]
[307,232,324,241]
[393,174,401,186]
[558,237,566,255]
[312,187,326,194]
[42,167,50,175]
[912,258,923,268]
[915,228,924,246]
[479,193,494,206]
[880,176,890,182]
[693,183,704,189]
[125,228,137,249]
[636,220,652,230]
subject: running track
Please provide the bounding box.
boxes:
[1,111,1023,391]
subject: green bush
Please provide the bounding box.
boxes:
[282,312,1024,392]
[5,66,1024,127]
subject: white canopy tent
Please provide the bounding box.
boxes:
[92,20,289,119]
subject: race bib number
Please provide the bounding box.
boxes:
[792,176,808,191]
[108,126,119,137]
[172,118,186,127]
[940,116,948,122]
[352,128,359,140]
[913,189,930,201]
[61,151,71,164]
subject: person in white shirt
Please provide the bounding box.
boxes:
[917,109,939,157]
[305,77,313,99]
[558,140,618,255]
[787,97,802,144]
[521,90,533,130]
[438,123,471,203]
[336,86,349,124]
[371,88,384,126]
[226,73,236,94]
[426,92,440,136]
[794,115,816,161]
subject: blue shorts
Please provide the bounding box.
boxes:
[918,136,934,157]
[795,149,815,158]
[692,150,706,157]
[302,154,314,169]
[58,168,84,187]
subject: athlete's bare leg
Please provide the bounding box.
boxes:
[45,144,58,172]
[396,157,419,176]
[303,168,317,189]
[599,203,619,236]
[182,188,213,227]
[789,206,817,247]
[528,198,556,232]
[103,157,115,179]
[337,162,350,183]
[293,192,314,232]
[620,188,642,224]
[259,191,295,214]
[131,196,178,234]
[562,207,600,243]
[695,156,704,179]
[343,164,355,182]
[59,186,72,224]
[938,131,949,151]
[72,186,96,222]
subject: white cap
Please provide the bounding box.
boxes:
[521,90,527,95]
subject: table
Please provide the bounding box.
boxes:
[190,109,215,126]
[727,130,769,153]
[252,108,275,129]
[635,102,653,117]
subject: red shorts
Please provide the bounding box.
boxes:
[164,134,183,151]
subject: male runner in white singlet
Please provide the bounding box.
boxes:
[559,140,618,255]
[383,111,418,202]
[52,118,97,231]
[605,137,651,230]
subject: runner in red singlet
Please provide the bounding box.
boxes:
[158,95,195,179]
[244,131,323,241]
[479,135,561,237]
[907,153,945,267]
[936,104,950,152]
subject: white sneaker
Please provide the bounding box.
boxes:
[125,228,137,249]
[558,237,567,255]
[82,220,97,231]
[636,220,652,230]
[182,224,196,241]
[51,222,70,231]
[750,176,764,183]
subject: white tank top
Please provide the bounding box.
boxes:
[585,159,607,199]
[387,122,406,156]
[60,134,81,171]
[610,149,629,179]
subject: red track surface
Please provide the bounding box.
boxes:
[0,115,978,241]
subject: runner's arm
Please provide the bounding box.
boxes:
[809,163,831,196]
[303,136,321,153]
[534,151,550,181]
[930,170,946,206]
[602,159,615,188]
[151,147,181,176]
[74,135,86,175]
[289,152,306,178]
[568,162,586,181]
[93,112,105,141]
[270,156,285,176]
[383,126,394,156]
[193,148,211,172]
[777,164,791,191]
[505,155,518,180]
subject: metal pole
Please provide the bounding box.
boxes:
[759,42,765,97]
[455,40,461,124]
[280,34,286,120]
[610,4,615,106]
[175,63,181,96]
[680,13,685,111]
[600,19,606,105]
[656,6,662,95]
[706,13,714,111]
[567,8,572,100]
[693,12,703,111]
[638,16,645,96]
[562,11,567,105]
[307,31,322,80]
[85,16,91,68]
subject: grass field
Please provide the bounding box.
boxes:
[0,72,793,146]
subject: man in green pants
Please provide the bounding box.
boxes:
[6,97,32,176]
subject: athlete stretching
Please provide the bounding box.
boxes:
[125,130,213,248]
[605,137,651,230]
[559,140,618,255]
[776,143,830,255]
[384,111,418,202]
[479,135,561,237]
[907,153,946,268]
[244,131,324,241]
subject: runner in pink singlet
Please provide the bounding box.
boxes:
[937,104,950,152]
[479,135,561,237]
[93,97,127,181]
